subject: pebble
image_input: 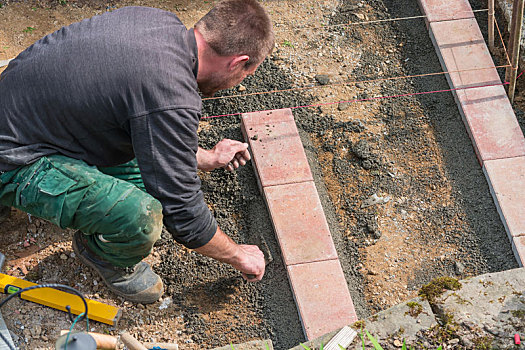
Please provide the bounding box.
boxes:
[237,84,246,92]
[393,339,403,347]
[455,261,465,275]
[315,74,330,85]
[338,102,350,111]
[60,254,68,260]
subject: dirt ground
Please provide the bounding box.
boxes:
[0,0,523,349]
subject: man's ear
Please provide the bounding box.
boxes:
[229,55,250,71]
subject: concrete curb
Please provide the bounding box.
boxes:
[241,109,357,340]
[418,0,525,266]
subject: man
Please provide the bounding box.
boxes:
[0,0,274,303]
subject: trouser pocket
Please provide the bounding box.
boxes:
[15,157,92,228]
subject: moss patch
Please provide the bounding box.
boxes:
[472,335,493,349]
[351,320,365,330]
[418,276,462,303]
[405,301,423,318]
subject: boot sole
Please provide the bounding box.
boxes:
[72,233,163,304]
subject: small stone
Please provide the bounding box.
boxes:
[393,339,403,347]
[338,102,350,111]
[60,253,68,260]
[448,339,460,345]
[237,84,246,92]
[30,325,41,337]
[315,74,330,85]
[455,261,465,275]
[355,13,365,20]
[356,82,364,88]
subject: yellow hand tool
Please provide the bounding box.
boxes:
[0,251,120,327]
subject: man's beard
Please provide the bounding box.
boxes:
[198,70,244,97]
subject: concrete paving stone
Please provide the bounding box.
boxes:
[435,268,525,349]
[287,260,357,340]
[483,156,525,243]
[430,18,525,161]
[430,18,500,88]
[513,236,525,267]
[241,109,313,187]
[418,0,473,24]
[264,181,338,266]
[459,87,525,162]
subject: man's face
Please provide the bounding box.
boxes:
[199,62,259,97]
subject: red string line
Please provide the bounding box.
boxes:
[201,74,522,120]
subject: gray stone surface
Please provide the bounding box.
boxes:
[289,297,437,350]
[212,339,274,350]
[355,297,437,344]
[434,268,525,349]
[287,268,525,349]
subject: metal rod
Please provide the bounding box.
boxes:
[506,0,520,81]
[508,0,525,103]
[489,0,495,51]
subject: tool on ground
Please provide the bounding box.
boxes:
[121,332,147,350]
[143,342,179,350]
[60,330,117,349]
[55,331,97,350]
[324,325,357,350]
[0,252,120,326]
[0,255,15,350]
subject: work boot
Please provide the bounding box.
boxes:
[0,205,10,223]
[72,230,163,304]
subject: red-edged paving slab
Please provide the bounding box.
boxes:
[241,109,313,187]
[429,18,525,162]
[512,236,525,267]
[264,181,338,266]
[459,86,525,162]
[483,156,525,241]
[418,0,473,24]
[288,260,357,340]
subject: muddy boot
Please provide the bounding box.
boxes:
[0,205,10,223]
[72,230,163,304]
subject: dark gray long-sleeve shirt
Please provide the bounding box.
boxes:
[0,6,217,248]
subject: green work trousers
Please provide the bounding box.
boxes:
[0,155,163,267]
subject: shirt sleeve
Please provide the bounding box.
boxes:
[128,107,217,249]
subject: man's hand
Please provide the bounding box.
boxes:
[194,227,265,281]
[229,244,265,282]
[197,139,251,172]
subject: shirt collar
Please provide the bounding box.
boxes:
[186,28,198,78]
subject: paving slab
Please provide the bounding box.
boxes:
[512,235,525,268]
[287,260,357,340]
[241,109,313,187]
[429,17,525,162]
[483,156,525,245]
[263,181,338,266]
[434,268,525,349]
[418,0,473,24]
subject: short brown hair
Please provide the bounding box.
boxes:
[195,0,275,67]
